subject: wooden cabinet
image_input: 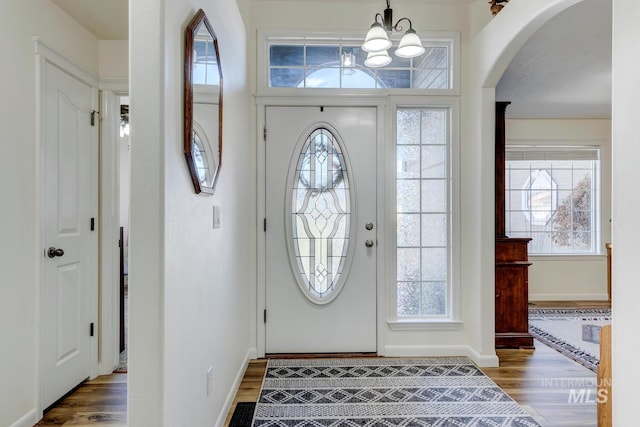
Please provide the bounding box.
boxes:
[495,237,534,348]
[494,102,534,349]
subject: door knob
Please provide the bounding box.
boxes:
[365,222,374,231]
[365,239,375,248]
[47,247,64,258]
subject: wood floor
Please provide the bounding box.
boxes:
[35,374,127,426]
[38,301,609,426]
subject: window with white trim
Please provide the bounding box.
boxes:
[264,35,457,90]
[505,146,601,254]
[395,106,453,318]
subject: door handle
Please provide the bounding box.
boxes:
[365,239,375,248]
[47,247,64,258]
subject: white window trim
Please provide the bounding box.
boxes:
[505,142,604,256]
[386,96,461,328]
[256,30,460,97]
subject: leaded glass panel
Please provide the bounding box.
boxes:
[291,128,352,302]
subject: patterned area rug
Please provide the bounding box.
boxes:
[529,308,611,372]
[253,358,541,426]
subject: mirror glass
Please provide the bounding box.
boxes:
[184,9,222,194]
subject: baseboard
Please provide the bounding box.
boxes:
[9,409,38,427]
[383,345,499,367]
[215,347,257,427]
[530,293,609,301]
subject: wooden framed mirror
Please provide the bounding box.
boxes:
[184,9,223,194]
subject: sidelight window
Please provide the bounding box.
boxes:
[395,106,453,318]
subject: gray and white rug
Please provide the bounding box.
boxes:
[253,358,540,426]
[529,307,611,372]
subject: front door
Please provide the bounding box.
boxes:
[265,106,377,353]
[42,61,96,409]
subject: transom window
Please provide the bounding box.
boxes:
[506,147,601,254]
[395,107,452,318]
[266,36,455,90]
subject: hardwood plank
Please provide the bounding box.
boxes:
[40,301,609,426]
[36,375,127,426]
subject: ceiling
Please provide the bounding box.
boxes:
[497,0,612,119]
[51,0,128,40]
[50,0,611,119]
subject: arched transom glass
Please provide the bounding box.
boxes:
[290,127,351,303]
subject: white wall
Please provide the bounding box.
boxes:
[0,2,99,426]
[129,0,252,425]
[99,40,128,83]
[506,119,611,300]
[611,0,640,423]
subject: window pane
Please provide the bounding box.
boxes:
[270,45,303,66]
[397,146,421,179]
[270,68,304,87]
[305,67,340,88]
[306,45,339,66]
[421,109,447,144]
[397,282,420,316]
[416,47,448,70]
[421,248,446,281]
[422,214,447,247]
[397,248,420,281]
[413,69,448,90]
[421,145,445,178]
[397,109,421,145]
[377,69,411,88]
[397,179,420,212]
[421,180,446,213]
[398,214,420,247]
[421,282,446,315]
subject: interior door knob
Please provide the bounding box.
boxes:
[47,247,64,258]
[365,222,374,230]
[365,239,374,248]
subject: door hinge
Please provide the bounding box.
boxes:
[263,309,267,323]
[263,218,267,232]
[90,322,95,337]
[90,110,98,126]
[263,126,267,141]
[90,217,95,231]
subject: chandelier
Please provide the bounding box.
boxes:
[362,0,426,67]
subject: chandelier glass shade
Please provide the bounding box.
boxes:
[362,0,425,67]
[364,50,392,68]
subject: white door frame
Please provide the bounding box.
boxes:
[256,96,389,357]
[34,38,99,415]
[98,83,128,377]
[34,39,128,416]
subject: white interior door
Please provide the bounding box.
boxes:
[42,61,96,409]
[265,106,377,353]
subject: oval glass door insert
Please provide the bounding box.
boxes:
[289,126,353,304]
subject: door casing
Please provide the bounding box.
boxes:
[256,96,390,357]
[34,38,127,417]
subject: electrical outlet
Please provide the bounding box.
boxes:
[207,366,214,396]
